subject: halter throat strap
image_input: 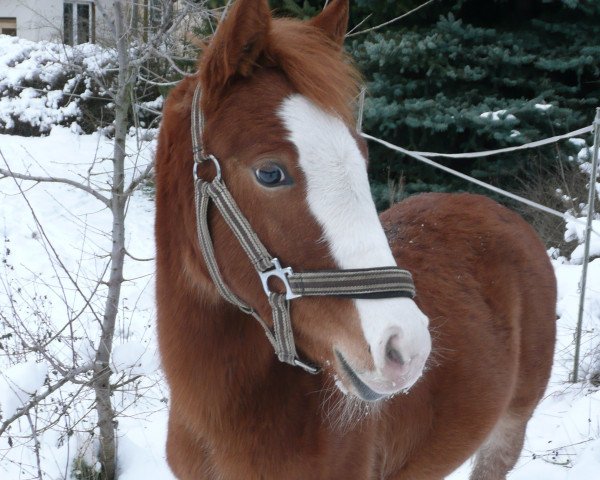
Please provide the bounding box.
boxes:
[191,83,416,374]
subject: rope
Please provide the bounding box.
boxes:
[362,133,567,219]
[406,125,594,159]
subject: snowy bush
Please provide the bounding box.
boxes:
[0,35,163,136]
[562,137,600,264]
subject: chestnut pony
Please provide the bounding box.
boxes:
[155,0,556,478]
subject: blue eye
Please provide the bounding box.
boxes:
[255,163,290,187]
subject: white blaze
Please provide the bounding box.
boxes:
[279,95,430,376]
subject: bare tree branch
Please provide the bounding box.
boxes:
[124,248,155,262]
[1,162,106,328]
[0,1,215,477]
[25,412,43,480]
[0,364,93,437]
[125,160,154,197]
[346,0,438,38]
[0,152,111,208]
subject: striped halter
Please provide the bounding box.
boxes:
[191,83,415,374]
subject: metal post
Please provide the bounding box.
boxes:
[356,87,366,133]
[572,107,600,382]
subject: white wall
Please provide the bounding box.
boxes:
[0,1,198,46]
[0,0,63,42]
[0,0,113,43]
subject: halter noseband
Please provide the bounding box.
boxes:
[191,83,416,374]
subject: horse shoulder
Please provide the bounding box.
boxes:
[376,193,556,477]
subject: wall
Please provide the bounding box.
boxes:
[0,0,112,43]
[0,1,201,47]
[0,0,63,42]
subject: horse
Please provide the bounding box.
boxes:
[154,0,556,478]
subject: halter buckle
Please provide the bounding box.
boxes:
[259,258,301,300]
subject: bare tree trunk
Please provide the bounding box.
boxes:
[93,2,131,479]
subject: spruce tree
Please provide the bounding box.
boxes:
[349,0,600,206]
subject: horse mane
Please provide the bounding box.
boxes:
[198,16,362,125]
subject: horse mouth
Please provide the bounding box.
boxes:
[335,351,385,402]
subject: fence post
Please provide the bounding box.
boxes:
[356,87,366,133]
[572,107,600,383]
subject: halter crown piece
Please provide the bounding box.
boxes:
[191,83,416,374]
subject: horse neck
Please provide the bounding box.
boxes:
[196,293,274,386]
[176,285,316,418]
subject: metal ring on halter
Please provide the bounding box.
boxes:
[193,154,222,182]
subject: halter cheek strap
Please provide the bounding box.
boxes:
[191,83,416,374]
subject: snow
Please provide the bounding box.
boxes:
[535,103,554,111]
[137,96,164,112]
[0,86,80,131]
[112,342,159,376]
[0,35,115,133]
[0,361,48,419]
[564,216,600,264]
[578,146,592,163]
[569,137,588,149]
[479,109,518,122]
[0,127,164,479]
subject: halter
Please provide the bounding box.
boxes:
[191,83,416,374]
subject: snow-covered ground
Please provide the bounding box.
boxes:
[0,127,171,479]
[0,126,598,479]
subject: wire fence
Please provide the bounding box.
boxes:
[409,125,594,159]
[362,132,568,219]
[360,123,600,236]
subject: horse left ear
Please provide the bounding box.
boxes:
[308,0,349,47]
[200,0,272,96]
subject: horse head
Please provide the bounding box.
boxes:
[188,0,431,401]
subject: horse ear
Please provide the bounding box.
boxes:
[309,0,349,47]
[201,0,272,92]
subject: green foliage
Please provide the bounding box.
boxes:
[72,457,102,480]
[276,0,320,18]
[350,1,600,202]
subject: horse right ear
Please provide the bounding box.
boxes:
[200,0,272,95]
[308,0,349,47]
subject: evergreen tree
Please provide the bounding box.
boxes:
[349,0,600,206]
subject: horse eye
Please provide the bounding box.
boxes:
[254,163,290,187]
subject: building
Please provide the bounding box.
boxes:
[0,1,103,44]
[0,1,181,45]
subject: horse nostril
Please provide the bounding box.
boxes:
[385,335,405,366]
